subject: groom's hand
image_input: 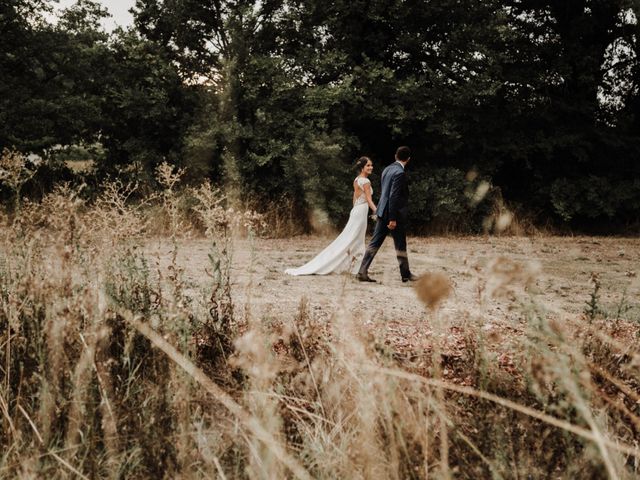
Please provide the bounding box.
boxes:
[387,220,397,230]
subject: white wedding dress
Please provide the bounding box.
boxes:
[285,177,372,275]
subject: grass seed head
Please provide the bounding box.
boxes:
[486,256,540,298]
[414,272,452,309]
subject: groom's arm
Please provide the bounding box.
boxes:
[388,171,406,223]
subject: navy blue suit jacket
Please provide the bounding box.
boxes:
[376,162,409,223]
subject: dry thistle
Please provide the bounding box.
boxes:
[414,272,452,310]
[191,181,227,237]
[0,148,38,212]
[154,161,191,240]
[191,181,265,238]
[93,180,149,245]
[155,161,185,190]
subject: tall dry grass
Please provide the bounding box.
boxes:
[1,157,639,478]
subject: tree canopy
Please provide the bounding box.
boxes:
[1,0,639,230]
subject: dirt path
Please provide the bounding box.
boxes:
[145,235,640,334]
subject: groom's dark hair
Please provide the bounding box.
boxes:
[395,146,411,161]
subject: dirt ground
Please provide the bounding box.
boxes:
[145,235,640,347]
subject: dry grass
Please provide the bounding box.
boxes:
[1,161,640,479]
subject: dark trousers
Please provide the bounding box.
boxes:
[358,217,411,278]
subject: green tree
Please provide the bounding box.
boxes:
[133,0,356,225]
[98,28,197,178]
[496,0,640,222]
[0,1,113,152]
[4,0,640,228]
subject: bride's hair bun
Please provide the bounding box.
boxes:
[354,156,371,172]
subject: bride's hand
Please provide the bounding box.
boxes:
[372,205,377,214]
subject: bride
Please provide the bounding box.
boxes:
[285,157,377,276]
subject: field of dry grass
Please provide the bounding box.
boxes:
[1,159,640,479]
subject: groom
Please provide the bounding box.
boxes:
[357,146,417,283]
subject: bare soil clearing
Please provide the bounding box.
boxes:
[145,235,640,342]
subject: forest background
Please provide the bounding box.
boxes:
[2,0,640,232]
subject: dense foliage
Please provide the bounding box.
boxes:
[1,0,639,230]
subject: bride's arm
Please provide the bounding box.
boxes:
[363,182,376,213]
